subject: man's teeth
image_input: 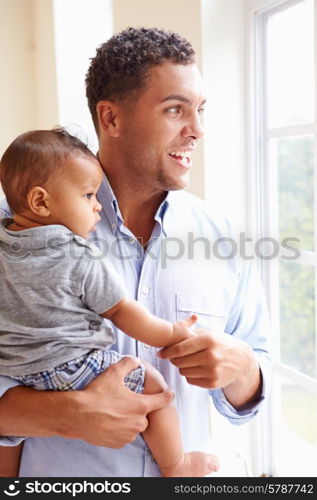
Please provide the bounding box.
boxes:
[169,151,192,158]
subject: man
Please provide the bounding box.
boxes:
[0,27,271,476]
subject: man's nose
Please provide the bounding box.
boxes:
[182,113,204,140]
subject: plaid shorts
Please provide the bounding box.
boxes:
[13,349,145,393]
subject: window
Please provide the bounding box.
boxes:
[248,0,317,476]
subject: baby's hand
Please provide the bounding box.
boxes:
[179,313,198,329]
[171,314,198,344]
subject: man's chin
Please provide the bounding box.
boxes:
[164,176,189,192]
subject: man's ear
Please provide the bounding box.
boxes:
[27,187,51,217]
[96,101,121,137]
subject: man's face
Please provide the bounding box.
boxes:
[118,63,206,192]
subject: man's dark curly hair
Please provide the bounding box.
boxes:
[85,27,196,133]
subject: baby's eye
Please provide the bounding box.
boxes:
[85,193,94,200]
[198,107,205,115]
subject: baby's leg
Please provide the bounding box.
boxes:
[142,361,219,477]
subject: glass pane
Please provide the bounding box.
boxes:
[274,136,314,251]
[267,0,314,128]
[279,261,316,377]
[274,375,317,477]
[282,381,317,445]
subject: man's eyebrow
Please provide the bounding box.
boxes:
[160,94,206,106]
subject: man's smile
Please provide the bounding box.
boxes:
[168,150,192,168]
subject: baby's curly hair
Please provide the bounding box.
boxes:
[85,27,196,133]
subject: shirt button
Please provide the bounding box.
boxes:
[129,237,135,244]
[111,222,116,229]
[142,286,149,296]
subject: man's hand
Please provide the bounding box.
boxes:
[69,356,174,447]
[0,357,174,448]
[158,329,262,409]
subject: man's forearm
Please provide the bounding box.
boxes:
[0,359,174,448]
[0,386,78,438]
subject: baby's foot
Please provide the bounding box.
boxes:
[160,451,219,477]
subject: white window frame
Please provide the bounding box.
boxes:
[247,0,317,476]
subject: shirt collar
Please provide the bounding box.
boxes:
[0,219,75,250]
[97,173,171,237]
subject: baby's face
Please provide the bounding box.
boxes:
[47,154,103,239]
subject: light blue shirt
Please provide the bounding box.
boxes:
[0,177,271,477]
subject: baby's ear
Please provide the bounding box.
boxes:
[27,186,50,216]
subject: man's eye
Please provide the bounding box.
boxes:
[166,106,181,114]
[198,108,205,115]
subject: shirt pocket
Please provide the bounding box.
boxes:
[176,293,227,332]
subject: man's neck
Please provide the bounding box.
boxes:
[106,171,166,244]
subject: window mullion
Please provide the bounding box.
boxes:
[268,123,315,138]
[311,0,317,380]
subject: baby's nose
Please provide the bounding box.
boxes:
[95,201,102,212]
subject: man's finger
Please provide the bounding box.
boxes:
[158,334,210,360]
[106,356,142,383]
[186,377,214,389]
[178,365,210,378]
[139,389,175,415]
[170,350,207,368]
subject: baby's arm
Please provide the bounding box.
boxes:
[102,299,197,347]
[0,444,22,477]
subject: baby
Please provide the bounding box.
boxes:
[0,128,219,477]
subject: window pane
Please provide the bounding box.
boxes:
[274,375,317,477]
[267,0,314,128]
[279,261,316,377]
[273,136,314,251]
[282,382,317,445]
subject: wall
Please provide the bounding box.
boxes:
[52,0,113,152]
[33,0,58,129]
[0,0,37,156]
[0,0,111,196]
[202,0,247,231]
[0,0,58,197]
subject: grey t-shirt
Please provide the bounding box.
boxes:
[0,219,126,376]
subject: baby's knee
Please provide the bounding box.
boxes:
[143,361,168,394]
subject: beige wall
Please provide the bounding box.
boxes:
[0,0,57,157]
[0,0,37,156]
[33,0,58,129]
[0,0,58,196]
[113,0,205,199]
